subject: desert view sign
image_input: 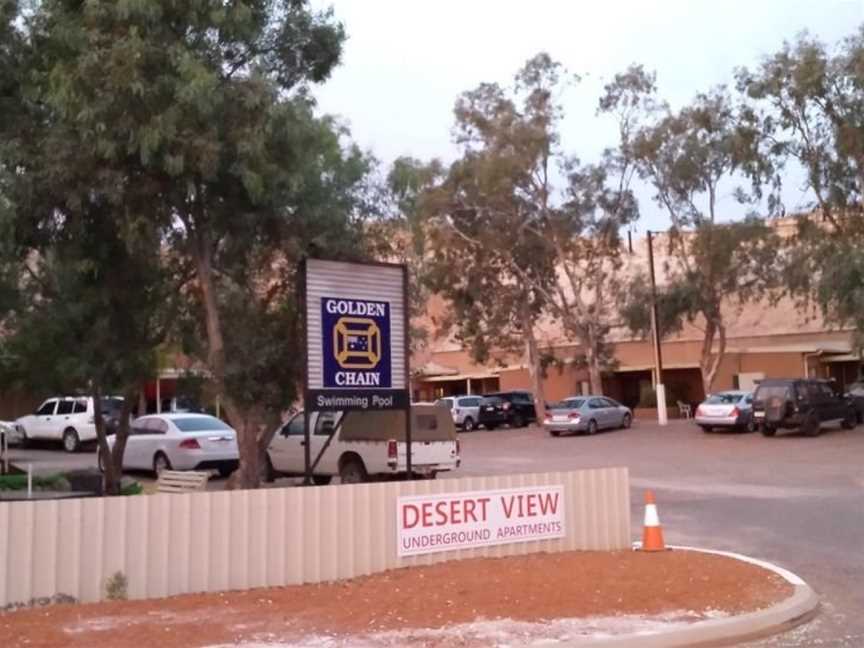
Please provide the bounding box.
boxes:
[397,485,565,557]
[304,259,408,411]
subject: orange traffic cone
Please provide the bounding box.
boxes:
[641,490,666,552]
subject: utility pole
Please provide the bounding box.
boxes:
[646,231,668,426]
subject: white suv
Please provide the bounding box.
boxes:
[15,396,124,453]
[436,396,482,432]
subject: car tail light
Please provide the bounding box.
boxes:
[568,412,581,421]
[387,439,398,460]
[544,411,552,421]
[502,402,511,410]
[730,407,740,418]
[179,438,201,450]
[696,405,705,417]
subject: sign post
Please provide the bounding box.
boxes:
[301,259,411,482]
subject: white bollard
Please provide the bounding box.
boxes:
[656,383,668,426]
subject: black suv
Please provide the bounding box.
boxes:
[752,378,856,437]
[477,391,537,429]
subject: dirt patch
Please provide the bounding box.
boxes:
[1,550,793,647]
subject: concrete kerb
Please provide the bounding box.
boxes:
[557,544,819,648]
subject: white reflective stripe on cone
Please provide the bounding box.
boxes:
[644,503,661,527]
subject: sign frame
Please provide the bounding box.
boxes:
[300,258,413,483]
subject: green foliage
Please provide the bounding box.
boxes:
[103,571,128,601]
[1,0,373,489]
[119,481,143,496]
[605,67,782,392]
[0,474,69,491]
[740,28,864,341]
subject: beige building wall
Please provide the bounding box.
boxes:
[0,468,631,607]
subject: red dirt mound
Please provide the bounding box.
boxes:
[1,549,793,647]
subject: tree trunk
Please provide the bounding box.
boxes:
[94,386,138,496]
[192,224,260,489]
[520,304,546,416]
[91,385,119,495]
[586,347,604,395]
[699,317,726,396]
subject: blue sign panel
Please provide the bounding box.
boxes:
[321,297,392,389]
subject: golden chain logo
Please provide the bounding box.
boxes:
[333,317,382,370]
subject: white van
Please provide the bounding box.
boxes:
[15,396,124,452]
[264,404,461,484]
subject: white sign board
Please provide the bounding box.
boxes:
[397,485,565,557]
[304,258,408,411]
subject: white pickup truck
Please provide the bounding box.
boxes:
[264,404,461,484]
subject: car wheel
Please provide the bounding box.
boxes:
[745,419,756,433]
[621,414,632,429]
[339,457,367,484]
[153,452,172,476]
[803,414,821,437]
[258,452,274,483]
[761,424,776,437]
[587,419,598,435]
[62,428,80,453]
[312,475,333,486]
[511,414,525,429]
[549,429,561,437]
[462,417,475,432]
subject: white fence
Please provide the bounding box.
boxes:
[0,468,630,606]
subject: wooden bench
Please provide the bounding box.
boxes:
[156,470,210,494]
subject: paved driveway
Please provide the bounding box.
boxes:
[452,418,864,647]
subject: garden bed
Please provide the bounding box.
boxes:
[1,549,793,647]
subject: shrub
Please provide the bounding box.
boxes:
[104,571,128,601]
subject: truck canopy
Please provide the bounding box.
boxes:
[339,404,456,442]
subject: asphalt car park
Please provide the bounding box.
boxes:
[452,418,864,647]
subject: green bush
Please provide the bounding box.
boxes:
[104,571,128,601]
[0,474,68,491]
[120,481,143,496]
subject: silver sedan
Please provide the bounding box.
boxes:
[543,396,633,437]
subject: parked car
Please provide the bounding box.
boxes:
[15,396,126,453]
[477,391,537,429]
[694,391,755,432]
[844,381,864,423]
[542,396,632,436]
[264,404,460,484]
[100,413,239,476]
[752,378,856,437]
[436,396,483,431]
[0,420,22,447]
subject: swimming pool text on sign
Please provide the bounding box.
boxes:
[396,485,565,557]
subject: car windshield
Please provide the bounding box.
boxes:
[705,393,742,405]
[171,416,232,432]
[552,399,584,409]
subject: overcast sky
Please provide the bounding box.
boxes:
[310,0,864,230]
